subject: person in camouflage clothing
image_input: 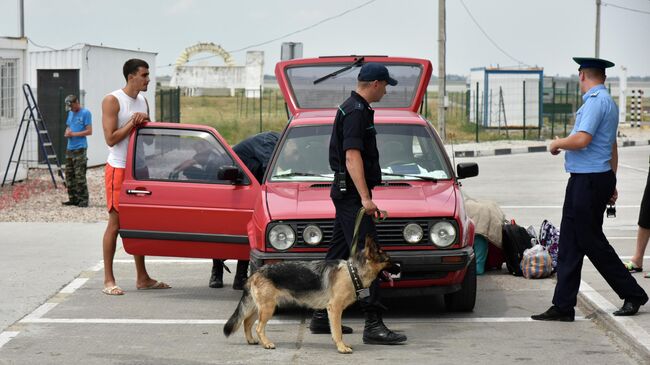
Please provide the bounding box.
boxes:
[62,95,92,207]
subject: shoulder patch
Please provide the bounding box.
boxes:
[354,102,365,110]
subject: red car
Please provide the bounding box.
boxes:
[120,56,479,311]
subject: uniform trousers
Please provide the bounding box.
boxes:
[327,195,381,309]
[553,171,647,310]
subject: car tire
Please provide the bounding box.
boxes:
[444,257,477,312]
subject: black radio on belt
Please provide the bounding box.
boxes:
[606,204,616,218]
[335,171,347,193]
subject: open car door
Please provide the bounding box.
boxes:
[275,56,432,116]
[119,123,259,260]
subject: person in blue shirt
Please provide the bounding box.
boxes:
[532,57,648,321]
[62,95,92,207]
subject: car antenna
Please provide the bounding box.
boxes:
[313,57,365,85]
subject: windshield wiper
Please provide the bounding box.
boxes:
[382,172,438,182]
[313,57,365,85]
[273,171,332,178]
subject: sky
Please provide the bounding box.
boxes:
[1,0,649,79]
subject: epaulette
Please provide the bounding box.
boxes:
[590,91,600,97]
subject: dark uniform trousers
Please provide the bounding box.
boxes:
[64,148,88,205]
[553,170,647,310]
[327,195,380,309]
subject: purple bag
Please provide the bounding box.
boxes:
[538,220,560,270]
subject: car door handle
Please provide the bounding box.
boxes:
[126,189,152,195]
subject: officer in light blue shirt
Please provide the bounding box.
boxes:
[62,95,92,207]
[532,57,648,322]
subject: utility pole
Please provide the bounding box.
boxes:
[595,0,601,57]
[19,0,24,37]
[438,0,446,140]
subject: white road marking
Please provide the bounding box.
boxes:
[59,278,89,294]
[500,205,640,209]
[21,303,58,322]
[88,262,104,272]
[579,281,650,354]
[0,331,19,349]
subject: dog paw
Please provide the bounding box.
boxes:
[263,342,275,349]
[247,339,259,345]
[337,345,353,354]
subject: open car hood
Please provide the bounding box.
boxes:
[275,56,433,116]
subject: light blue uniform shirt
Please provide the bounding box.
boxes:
[565,84,618,173]
[66,108,92,150]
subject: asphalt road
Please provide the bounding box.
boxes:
[1,145,649,365]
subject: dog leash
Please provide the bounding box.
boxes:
[348,206,388,299]
[349,207,388,256]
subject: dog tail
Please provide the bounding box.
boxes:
[223,287,253,337]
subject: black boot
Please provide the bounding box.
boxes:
[232,260,249,290]
[209,260,224,288]
[362,310,407,345]
[309,309,353,334]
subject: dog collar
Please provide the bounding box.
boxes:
[347,261,370,299]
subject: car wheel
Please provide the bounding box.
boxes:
[444,257,477,312]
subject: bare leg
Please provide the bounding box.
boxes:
[631,226,650,268]
[134,254,156,288]
[328,302,352,354]
[102,210,123,294]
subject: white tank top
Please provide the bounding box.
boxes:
[106,89,148,168]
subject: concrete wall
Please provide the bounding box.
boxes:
[29,45,157,167]
[170,51,263,97]
[0,37,28,183]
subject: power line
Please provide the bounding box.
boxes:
[458,0,529,67]
[27,38,84,51]
[158,0,378,69]
[602,2,650,14]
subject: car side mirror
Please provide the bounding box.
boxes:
[457,162,478,179]
[218,165,240,182]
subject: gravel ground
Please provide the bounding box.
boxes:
[0,166,107,223]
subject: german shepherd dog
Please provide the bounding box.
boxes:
[223,235,395,354]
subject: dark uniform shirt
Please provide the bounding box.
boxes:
[329,91,381,199]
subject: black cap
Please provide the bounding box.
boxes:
[357,63,398,86]
[573,57,615,70]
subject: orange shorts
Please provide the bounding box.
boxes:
[105,164,125,212]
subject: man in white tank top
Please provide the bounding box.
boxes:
[100,59,170,295]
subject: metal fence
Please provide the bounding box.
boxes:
[157,87,181,123]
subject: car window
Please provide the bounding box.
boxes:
[134,128,238,184]
[269,125,333,182]
[268,123,450,182]
[376,124,450,180]
[285,64,423,109]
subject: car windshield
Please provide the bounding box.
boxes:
[285,63,423,109]
[268,124,451,182]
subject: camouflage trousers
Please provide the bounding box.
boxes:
[64,148,88,205]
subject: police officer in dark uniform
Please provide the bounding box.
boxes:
[309,63,407,345]
[532,57,648,321]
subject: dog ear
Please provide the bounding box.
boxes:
[364,235,379,258]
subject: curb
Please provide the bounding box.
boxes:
[577,282,650,362]
[449,138,650,158]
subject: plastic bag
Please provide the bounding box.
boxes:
[520,244,553,279]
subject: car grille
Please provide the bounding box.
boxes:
[271,219,436,248]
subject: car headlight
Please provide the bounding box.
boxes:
[268,224,296,250]
[403,223,423,243]
[302,225,323,245]
[430,221,456,247]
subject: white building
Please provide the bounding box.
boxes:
[28,44,157,167]
[0,37,28,183]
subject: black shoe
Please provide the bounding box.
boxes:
[77,202,88,207]
[362,311,407,345]
[309,309,353,334]
[232,261,249,290]
[531,306,575,322]
[62,201,77,206]
[613,295,648,316]
[209,260,224,288]
[232,275,246,290]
